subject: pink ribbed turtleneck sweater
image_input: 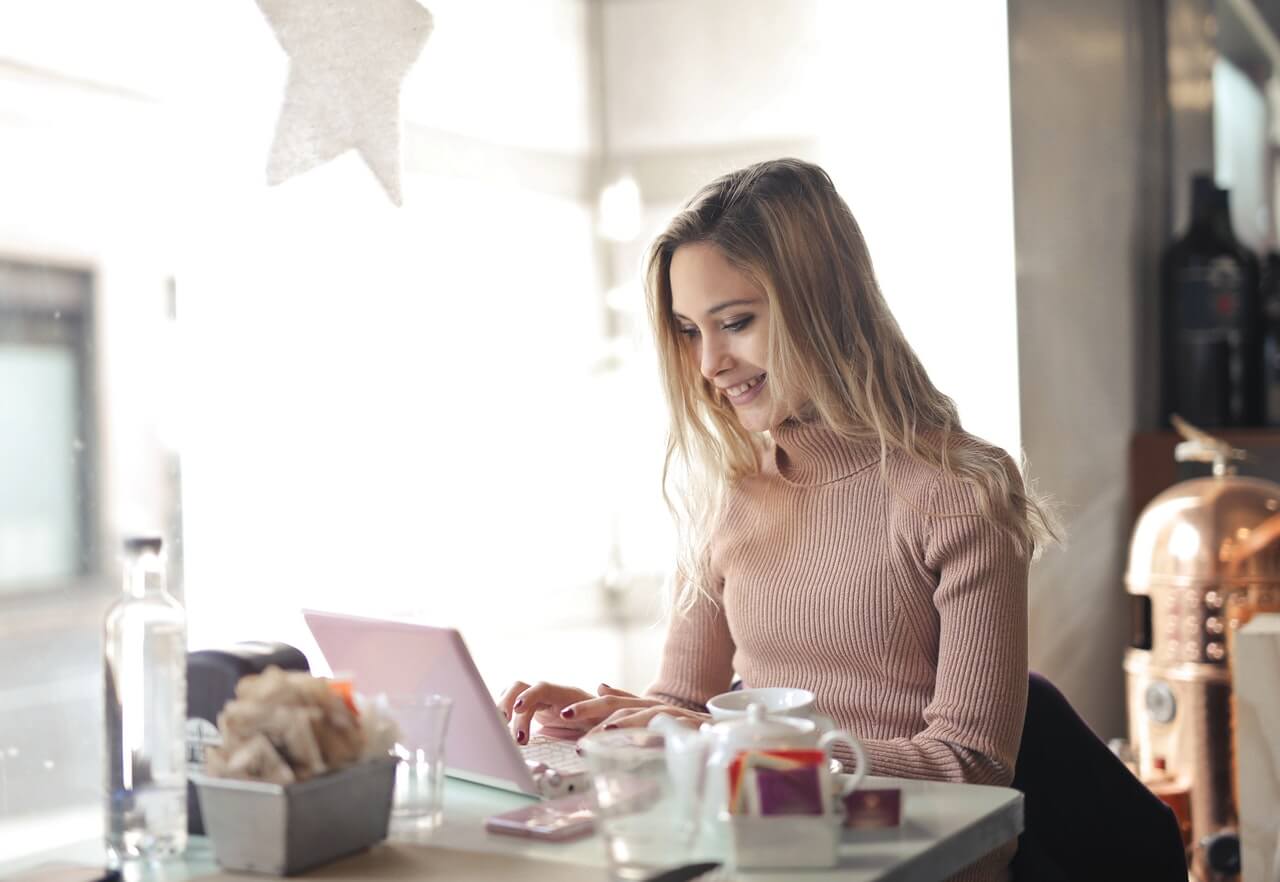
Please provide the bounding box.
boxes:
[647,418,1029,882]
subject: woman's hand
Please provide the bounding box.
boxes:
[497,680,594,745]
[497,682,709,744]
[581,697,710,735]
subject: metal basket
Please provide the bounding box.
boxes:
[192,755,396,875]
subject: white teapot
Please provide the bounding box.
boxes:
[652,702,868,869]
[701,703,867,819]
[650,702,869,816]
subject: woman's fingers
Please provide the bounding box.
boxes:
[531,706,594,731]
[586,705,708,735]
[497,681,656,744]
[596,683,638,698]
[496,680,538,745]
[603,706,670,729]
[505,682,592,745]
[496,681,529,722]
[559,694,655,726]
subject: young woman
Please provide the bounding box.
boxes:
[498,158,1056,880]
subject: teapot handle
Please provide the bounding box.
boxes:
[809,712,838,733]
[818,729,868,796]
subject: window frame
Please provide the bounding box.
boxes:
[0,258,100,593]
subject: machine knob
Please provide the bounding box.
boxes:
[1201,830,1241,875]
[1144,681,1177,724]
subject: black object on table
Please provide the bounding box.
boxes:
[185,641,309,835]
[642,862,721,882]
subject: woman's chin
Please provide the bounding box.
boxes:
[733,405,774,433]
[719,389,776,432]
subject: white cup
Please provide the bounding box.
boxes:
[706,687,822,722]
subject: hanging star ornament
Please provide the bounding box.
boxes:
[257,0,433,206]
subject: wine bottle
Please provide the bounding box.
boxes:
[1161,175,1263,426]
[1262,252,1280,426]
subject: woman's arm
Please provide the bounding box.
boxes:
[860,486,1029,786]
[644,579,737,712]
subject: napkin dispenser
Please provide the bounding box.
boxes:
[186,642,309,835]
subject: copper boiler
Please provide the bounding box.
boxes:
[1125,420,1280,881]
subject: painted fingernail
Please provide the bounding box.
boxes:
[561,707,575,719]
[604,724,618,730]
[517,730,526,744]
[513,699,524,710]
[575,746,583,755]
[600,683,611,690]
[502,711,509,721]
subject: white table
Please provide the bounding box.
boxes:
[3,775,1022,882]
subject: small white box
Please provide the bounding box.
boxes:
[1236,614,1280,882]
[729,815,840,869]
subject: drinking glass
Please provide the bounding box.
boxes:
[578,728,703,881]
[383,693,452,834]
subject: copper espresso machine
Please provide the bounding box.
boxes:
[1125,419,1280,881]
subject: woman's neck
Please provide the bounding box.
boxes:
[770,417,881,485]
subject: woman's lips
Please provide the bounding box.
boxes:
[725,373,766,406]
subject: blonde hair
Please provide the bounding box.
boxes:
[645,158,1060,612]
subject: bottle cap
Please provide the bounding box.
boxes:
[122,535,163,554]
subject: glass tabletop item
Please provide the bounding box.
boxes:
[383,693,453,834]
[578,729,703,882]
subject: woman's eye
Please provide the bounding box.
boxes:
[723,316,754,333]
[678,326,700,339]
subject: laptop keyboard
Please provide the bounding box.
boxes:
[521,733,589,775]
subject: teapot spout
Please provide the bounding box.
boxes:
[649,713,707,751]
[648,714,708,818]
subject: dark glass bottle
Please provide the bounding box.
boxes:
[1262,253,1280,426]
[1161,175,1262,427]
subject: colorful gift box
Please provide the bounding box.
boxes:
[726,748,841,869]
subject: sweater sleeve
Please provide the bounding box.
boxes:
[859,478,1029,786]
[645,578,737,712]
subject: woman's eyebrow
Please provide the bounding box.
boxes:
[672,298,759,321]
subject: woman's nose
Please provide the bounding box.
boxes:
[700,336,732,380]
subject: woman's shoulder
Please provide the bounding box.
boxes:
[887,428,1019,517]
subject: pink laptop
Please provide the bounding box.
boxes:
[302,609,588,799]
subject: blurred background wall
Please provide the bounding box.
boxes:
[1007,0,1167,741]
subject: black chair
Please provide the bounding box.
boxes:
[1010,673,1188,882]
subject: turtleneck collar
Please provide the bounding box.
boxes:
[770,417,882,486]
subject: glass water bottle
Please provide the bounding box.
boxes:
[103,536,188,863]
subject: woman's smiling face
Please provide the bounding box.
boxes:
[669,241,781,432]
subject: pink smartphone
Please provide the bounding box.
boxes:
[484,792,597,842]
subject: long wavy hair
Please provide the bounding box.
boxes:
[645,158,1060,612]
